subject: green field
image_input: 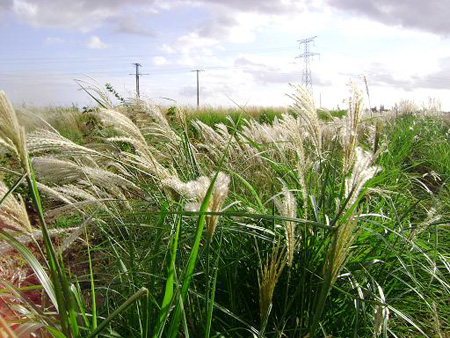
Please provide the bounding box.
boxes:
[0,83,449,337]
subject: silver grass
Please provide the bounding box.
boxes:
[0,254,28,287]
[54,184,99,203]
[191,120,229,161]
[274,187,297,266]
[241,117,290,144]
[75,77,113,108]
[192,119,261,170]
[32,157,139,196]
[345,147,381,208]
[162,175,211,200]
[341,82,365,174]
[97,108,148,154]
[37,182,77,205]
[205,172,231,240]
[27,129,101,157]
[123,152,172,181]
[288,84,322,157]
[164,172,230,240]
[0,91,30,175]
[258,242,286,322]
[131,99,172,129]
[0,180,33,233]
[325,215,358,287]
[280,114,311,214]
[97,108,173,180]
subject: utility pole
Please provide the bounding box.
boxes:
[192,69,204,108]
[296,36,319,89]
[129,63,148,99]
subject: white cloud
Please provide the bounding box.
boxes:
[153,56,168,66]
[86,36,109,49]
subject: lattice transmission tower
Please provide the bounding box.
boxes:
[296,36,319,88]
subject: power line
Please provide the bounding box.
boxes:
[296,36,319,88]
[0,44,297,64]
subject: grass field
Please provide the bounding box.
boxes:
[0,83,449,337]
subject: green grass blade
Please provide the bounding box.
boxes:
[0,173,26,205]
[153,211,182,338]
[87,287,149,338]
[166,173,219,338]
[26,166,71,335]
[0,230,58,308]
[205,232,223,338]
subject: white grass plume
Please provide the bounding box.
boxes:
[97,108,173,180]
[341,82,365,174]
[32,157,138,192]
[164,172,231,240]
[27,129,101,157]
[0,180,33,233]
[0,91,30,175]
[192,119,263,173]
[288,84,322,157]
[258,242,286,322]
[274,187,297,266]
[345,147,381,208]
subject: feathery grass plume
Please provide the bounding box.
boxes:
[36,182,77,206]
[97,108,173,180]
[288,84,322,157]
[164,172,230,240]
[27,129,101,157]
[324,214,358,288]
[205,172,230,240]
[274,187,297,266]
[32,157,138,192]
[422,97,442,115]
[162,175,211,200]
[323,148,379,289]
[192,119,261,171]
[133,100,181,144]
[280,114,310,214]
[395,99,421,115]
[0,91,30,175]
[241,116,290,144]
[191,120,230,161]
[258,241,286,323]
[341,81,365,174]
[344,147,381,208]
[0,180,33,233]
[75,77,113,108]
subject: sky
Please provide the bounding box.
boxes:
[1,0,450,110]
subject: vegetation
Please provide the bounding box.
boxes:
[0,82,449,337]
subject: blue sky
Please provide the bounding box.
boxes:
[1,0,450,110]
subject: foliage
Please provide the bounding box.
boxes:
[0,84,449,338]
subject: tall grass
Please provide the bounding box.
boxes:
[0,84,449,337]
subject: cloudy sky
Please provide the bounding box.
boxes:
[1,0,450,110]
